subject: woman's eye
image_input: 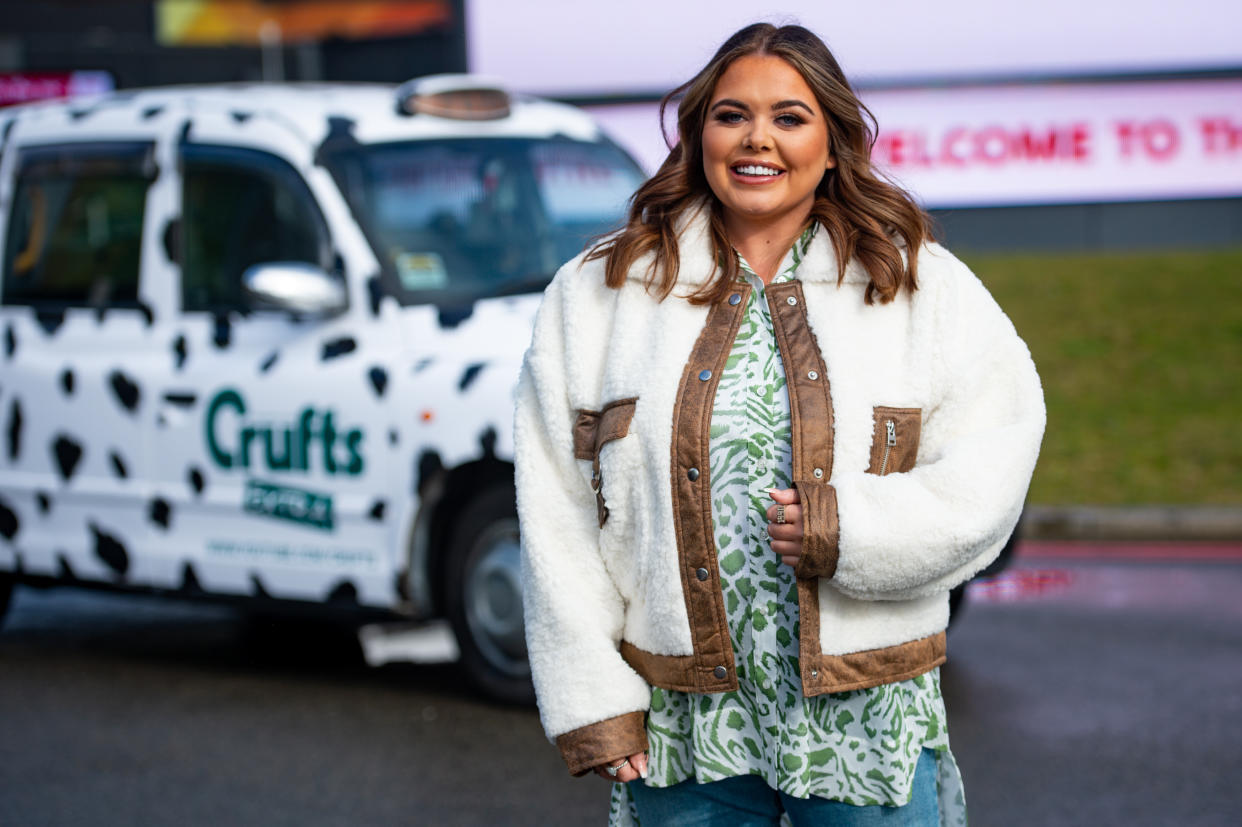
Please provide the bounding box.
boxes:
[776,113,804,127]
[715,111,745,124]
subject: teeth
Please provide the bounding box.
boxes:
[735,164,781,176]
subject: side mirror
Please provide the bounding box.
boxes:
[241,262,348,317]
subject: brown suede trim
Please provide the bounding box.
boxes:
[792,481,839,579]
[573,398,639,527]
[555,710,650,777]
[765,280,837,692]
[668,284,751,693]
[766,281,834,486]
[867,406,922,476]
[619,641,698,692]
[802,631,947,695]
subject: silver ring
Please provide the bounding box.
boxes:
[605,758,630,778]
[775,504,786,525]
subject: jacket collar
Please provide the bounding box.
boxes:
[633,200,874,288]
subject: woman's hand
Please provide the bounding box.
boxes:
[593,751,648,783]
[766,488,803,567]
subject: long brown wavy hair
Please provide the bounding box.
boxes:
[587,23,932,305]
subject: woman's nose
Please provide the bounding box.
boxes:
[744,119,772,152]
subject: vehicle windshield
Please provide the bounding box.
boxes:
[326,137,646,304]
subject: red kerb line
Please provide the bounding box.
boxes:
[1017,540,1242,562]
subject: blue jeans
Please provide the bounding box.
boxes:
[628,747,940,826]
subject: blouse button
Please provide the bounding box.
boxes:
[687,467,700,481]
[713,665,728,679]
[728,293,742,306]
[698,369,712,381]
[696,567,709,581]
[786,296,797,306]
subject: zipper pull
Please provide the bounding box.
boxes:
[886,420,896,447]
[879,419,896,476]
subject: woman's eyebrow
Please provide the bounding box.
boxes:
[773,99,815,115]
[710,98,749,112]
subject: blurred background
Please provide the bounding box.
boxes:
[1,2,1240,825]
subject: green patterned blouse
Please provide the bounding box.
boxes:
[609,226,967,825]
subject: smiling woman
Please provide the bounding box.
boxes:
[516,21,1045,827]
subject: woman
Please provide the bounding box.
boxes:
[514,22,1044,826]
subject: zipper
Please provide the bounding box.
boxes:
[879,419,896,476]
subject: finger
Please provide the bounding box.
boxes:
[631,751,649,780]
[781,554,800,567]
[771,538,801,557]
[767,487,801,504]
[768,528,804,546]
[765,504,802,527]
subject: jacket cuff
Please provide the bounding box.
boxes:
[554,710,649,777]
[793,481,840,579]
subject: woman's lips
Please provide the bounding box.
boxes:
[730,163,785,183]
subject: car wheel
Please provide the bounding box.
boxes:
[0,573,13,630]
[444,485,534,705]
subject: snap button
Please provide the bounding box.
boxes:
[813,467,824,479]
[786,296,797,305]
[713,665,727,679]
[696,567,709,581]
[687,467,700,481]
[810,669,819,678]
[807,370,818,380]
[698,369,712,381]
[728,293,741,306]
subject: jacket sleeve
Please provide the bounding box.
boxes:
[819,249,1046,601]
[514,267,650,776]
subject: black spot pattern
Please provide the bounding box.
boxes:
[213,315,231,349]
[388,428,399,446]
[479,426,498,459]
[416,450,443,496]
[7,399,22,461]
[142,105,165,120]
[250,574,270,598]
[90,523,129,576]
[259,351,279,373]
[163,393,195,408]
[138,302,155,326]
[413,357,434,373]
[187,466,205,495]
[0,496,18,540]
[368,500,386,521]
[181,563,202,593]
[35,492,50,514]
[366,274,384,317]
[57,555,76,580]
[394,572,410,603]
[321,337,357,361]
[327,580,358,605]
[438,305,475,329]
[108,370,141,413]
[231,111,252,123]
[110,451,129,479]
[5,324,14,358]
[53,435,83,481]
[148,497,171,529]
[172,334,188,370]
[368,366,388,397]
[458,362,486,391]
[35,309,66,335]
[69,108,92,121]
[60,369,75,395]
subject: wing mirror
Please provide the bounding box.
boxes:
[241,262,348,317]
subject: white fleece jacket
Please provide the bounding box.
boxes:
[514,209,1045,772]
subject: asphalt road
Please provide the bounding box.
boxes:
[2,544,1240,826]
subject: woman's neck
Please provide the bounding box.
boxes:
[724,209,812,285]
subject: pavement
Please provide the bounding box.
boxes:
[1022,504,1242,541]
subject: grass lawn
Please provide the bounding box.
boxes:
[961,246,1242,506]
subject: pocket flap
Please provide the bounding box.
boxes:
[573,397,638,459]
[867,406,922,475]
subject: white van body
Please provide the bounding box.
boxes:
[0,80,646,701]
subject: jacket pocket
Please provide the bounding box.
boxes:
[573,397,638,527]
[866,406,921,475]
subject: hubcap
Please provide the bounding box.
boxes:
[464,518,528,677]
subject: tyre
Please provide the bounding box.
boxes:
[444,485,534,704]
[0,572,13,631]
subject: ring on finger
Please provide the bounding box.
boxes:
[775,504,786,525]
[605,758,630,778]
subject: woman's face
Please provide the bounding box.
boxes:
[701,54,834,233]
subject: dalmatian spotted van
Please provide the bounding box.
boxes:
[0,75,646,702]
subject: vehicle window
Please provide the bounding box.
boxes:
[1,142,154,307]
[181,145,330,312]
[325,138,644,305]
